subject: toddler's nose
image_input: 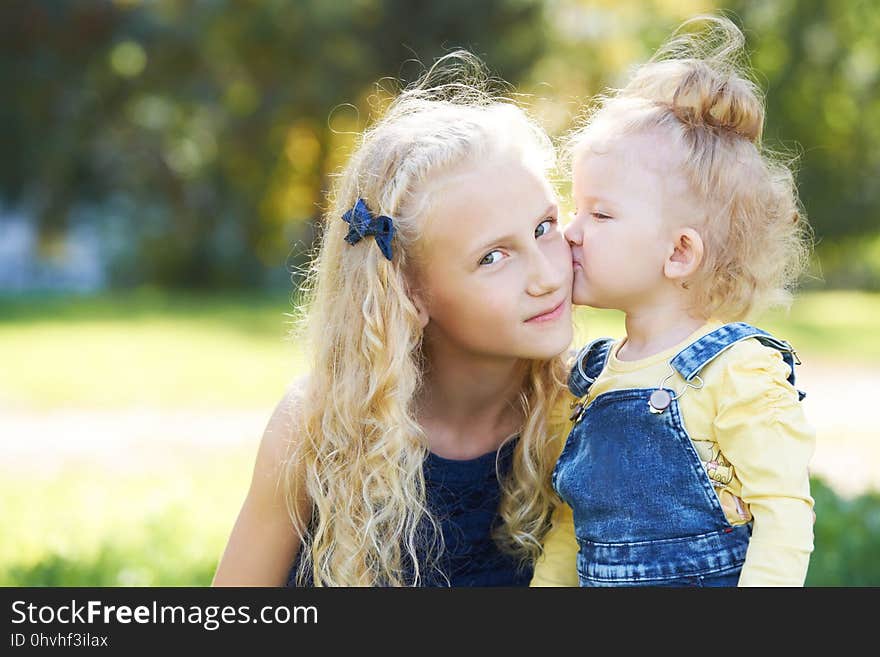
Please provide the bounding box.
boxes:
[564,221,583,245]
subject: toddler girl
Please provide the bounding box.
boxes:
[532,16,816,587]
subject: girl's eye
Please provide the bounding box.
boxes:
[479,250,503,266]
[592,212,612,221]
[535,217,556,238]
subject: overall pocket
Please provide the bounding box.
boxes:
[667,399,736,530]
[692,438,753,524]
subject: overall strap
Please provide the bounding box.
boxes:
[568,337,615,398]
[669,322,805,401]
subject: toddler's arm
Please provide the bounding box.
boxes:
[530,393,582,587]
[713,341,816,587]
[530,500,580,586]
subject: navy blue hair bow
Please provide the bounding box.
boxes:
[342,198,395,261]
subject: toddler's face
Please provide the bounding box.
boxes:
[564,132,684,312]
[415,153,573,361]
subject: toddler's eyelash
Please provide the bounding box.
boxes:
[571,210,611,220]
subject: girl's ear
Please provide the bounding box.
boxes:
[405,266,430,329]
[409,288,430,330]
[664,227,704,283]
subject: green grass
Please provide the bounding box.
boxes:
[1,461,876,585]
[0,444,254,586]
[1,288,878,586]
[806,478,880,586]
[0,289,304,409]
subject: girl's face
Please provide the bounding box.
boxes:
[415,153,573,362]
[564,132,682,311]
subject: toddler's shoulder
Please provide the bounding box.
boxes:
[566,336,619,398]
[704,329,801,398]
[723,331,791,363]
[567,336,620,372]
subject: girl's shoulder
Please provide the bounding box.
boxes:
[250,376,310,488]
[263,376,309,455]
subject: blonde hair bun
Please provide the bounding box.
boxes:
[619,15,763,143]
[624,58,764,143]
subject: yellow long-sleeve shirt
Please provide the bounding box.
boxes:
[532,321,816,587]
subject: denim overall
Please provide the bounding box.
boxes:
[552,322,804,587]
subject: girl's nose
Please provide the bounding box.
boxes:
[526,249,565,297]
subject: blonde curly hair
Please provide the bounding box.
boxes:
[567,15,813,321]
[283,52,569,586]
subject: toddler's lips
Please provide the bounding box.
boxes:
[525,299,566,323]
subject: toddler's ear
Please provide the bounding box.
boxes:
[664,228,704,284]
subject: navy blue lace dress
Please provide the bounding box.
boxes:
[286,437,532,587]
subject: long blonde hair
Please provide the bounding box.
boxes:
[567,15,812,321]
[284,53,569,586]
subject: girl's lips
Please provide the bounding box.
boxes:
[525,299,566,323]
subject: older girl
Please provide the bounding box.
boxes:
[213,54,574,587]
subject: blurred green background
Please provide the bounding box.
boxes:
[1,0,878,586]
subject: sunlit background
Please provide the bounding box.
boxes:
[1,0,878,586]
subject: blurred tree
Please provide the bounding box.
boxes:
[722,0,880,244]
[0,0,546,287]
[4,1,878,288]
